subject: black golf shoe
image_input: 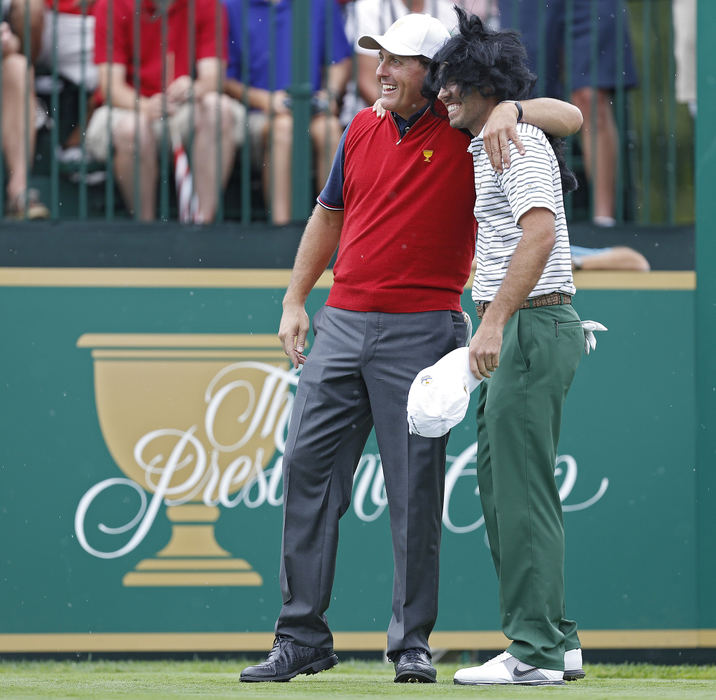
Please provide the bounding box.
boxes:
[240,636,338,682]
[393,648,437,683]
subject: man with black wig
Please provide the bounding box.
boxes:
[431,7,586,686]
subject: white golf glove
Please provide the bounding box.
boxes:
[580,320,608,355]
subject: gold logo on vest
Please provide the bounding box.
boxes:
[75,333,296,587]
[422,150,434,163]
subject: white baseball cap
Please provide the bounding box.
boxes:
[358,13,450,60]
[407,347,482,438]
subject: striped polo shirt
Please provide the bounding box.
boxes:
[469,122,576,304]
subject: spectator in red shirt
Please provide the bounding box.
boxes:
[85,0,244,221]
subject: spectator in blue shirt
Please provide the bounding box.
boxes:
[224,0,351,225]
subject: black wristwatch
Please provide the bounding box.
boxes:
[501,100,523,123]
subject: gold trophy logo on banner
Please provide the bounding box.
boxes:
[76,333,295,587]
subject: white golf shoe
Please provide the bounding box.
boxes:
[564,647,586,681]
[453,651,565,686]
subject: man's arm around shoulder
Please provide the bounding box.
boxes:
[482,98,582,173]
[521,97,583,137]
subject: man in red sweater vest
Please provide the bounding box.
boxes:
[241,13,582,685]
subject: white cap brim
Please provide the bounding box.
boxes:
[358,34,424,58]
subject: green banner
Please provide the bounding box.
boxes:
[0,270,705,650]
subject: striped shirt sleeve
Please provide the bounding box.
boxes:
[496,127,557,224]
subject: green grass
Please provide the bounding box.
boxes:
[1,660,716,699]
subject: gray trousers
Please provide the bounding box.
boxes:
[275,305,468,657]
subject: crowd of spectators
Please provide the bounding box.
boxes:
[224,0,351,225]
[0,0,668,259]
[86,0,241,222]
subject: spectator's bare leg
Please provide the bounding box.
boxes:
[2,54,36,205]
[8,0,44,63]
[264,112,293,226]
[112,112,157,221]
[192,92,237,223]
[577,246,650,272]
[309,113,342,189]
[571,87,617,225]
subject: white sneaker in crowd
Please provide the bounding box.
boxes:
[453,651,565,686]
[564,647,586,681]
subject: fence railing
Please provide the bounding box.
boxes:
[0,0,695,226]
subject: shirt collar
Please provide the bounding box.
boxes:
[391,105,429,138]
[467,128,485,154]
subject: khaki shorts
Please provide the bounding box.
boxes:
[85,98,246,162]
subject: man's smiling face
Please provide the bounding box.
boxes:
[376,50,429,120]
[438,80,495,136]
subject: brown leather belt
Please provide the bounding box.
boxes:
[475,292,572,319]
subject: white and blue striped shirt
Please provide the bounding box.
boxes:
[469,123,575,303]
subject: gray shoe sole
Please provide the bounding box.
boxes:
[395,667,437,683]
[240,653,338,682]
[454,678,566,686]
[564,668,586,681]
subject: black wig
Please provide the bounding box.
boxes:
[426,6,578,194]
[428,7,535,102]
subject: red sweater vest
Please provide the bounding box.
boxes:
[326,105,476,313]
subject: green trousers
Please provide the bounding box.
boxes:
[476,304,584,670]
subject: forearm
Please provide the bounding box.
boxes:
[226,80,287,113]
[357,54,381,104]
[327,58,351,102]
[521,97,583,137]
[224,78,244,101]
[283,205,343,305]
[481,211,555,327]
[224,79,270,111]
[104,82,142,110]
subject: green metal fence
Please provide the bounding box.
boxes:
[0,0,695,226]
[628,0,695,224]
